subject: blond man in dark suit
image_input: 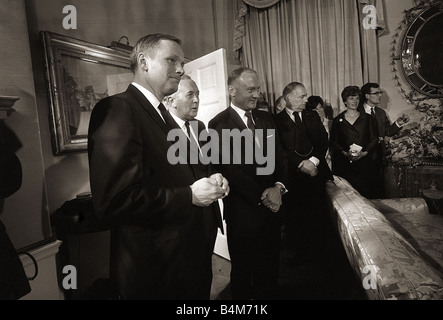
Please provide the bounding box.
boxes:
[209,67,288,300]
[88,34,228,299]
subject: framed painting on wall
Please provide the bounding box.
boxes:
[41,31,133,155]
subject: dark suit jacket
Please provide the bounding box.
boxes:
[274,109,333,184]
[329,111,379,169]
[358,105,401,165]
[88,84,217,299]
[208,107,288,221]
[329,111,380,198]
[167,116,223,233]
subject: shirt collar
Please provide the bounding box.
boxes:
[285,107,301,120]
[132,82,161,108]
[230,103,250,127]
[363,103,374,115]
[169,111,186,130]
[231,103,248,118]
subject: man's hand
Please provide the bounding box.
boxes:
[190,175,229,207]
[261,186,282,213]
[396,113,410,127]
[209,173,230,198]
[348,151,368,163]
[298,160,318,177]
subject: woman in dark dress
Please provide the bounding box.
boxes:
[330,86,379,199]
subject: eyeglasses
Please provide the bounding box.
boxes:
[368,91,383,95]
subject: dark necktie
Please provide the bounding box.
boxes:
[185,121,201,147]
[245,111,262,148]
[294,111,303,126]
[371,107,376,119]
[245,111,255,134]
[158,103,173,127]
[185,121,202,164]
[293,111,312,156]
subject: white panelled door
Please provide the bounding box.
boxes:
[184,48,230,260]
[184,48,229,127]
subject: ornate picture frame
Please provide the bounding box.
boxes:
[399,4,443,98]
[41,31,133,155]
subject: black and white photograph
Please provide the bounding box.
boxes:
[0,0,442,314]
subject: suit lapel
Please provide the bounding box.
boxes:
[280,110,296,131]
[228,107,248,131]
[126,84,170,135]
[252,110,268,150]
[252,110,263,129]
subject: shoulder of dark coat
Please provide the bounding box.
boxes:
[208,108,230,128]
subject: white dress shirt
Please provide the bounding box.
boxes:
[169,112,202,156]
[230,104,287,194]
[363,103,401,128]
[231,103,255,129]
[131,82,165,122]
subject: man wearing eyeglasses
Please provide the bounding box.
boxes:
[359,82,410,198]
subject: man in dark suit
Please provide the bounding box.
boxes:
[274,82,333,264]
[359,82,410,198]
[208,67,288,300]
[164,75,223,299]
[88,33,229,300]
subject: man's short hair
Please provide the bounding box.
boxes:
[282,82,304,100]
[360,83,380,103]
[341,86,361,103]
[227,67,256,86]
[130,33,182,73]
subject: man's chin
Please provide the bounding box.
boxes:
[164,84,179,96]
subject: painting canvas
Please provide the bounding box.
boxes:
[41,31,133,155]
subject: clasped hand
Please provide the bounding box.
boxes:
[298,160,318,177]
[261,186,282,213]
[190,173,229,207]
[344,150,368,163]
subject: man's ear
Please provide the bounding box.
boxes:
[228,85,235,97]
[165,96,174,108]
[138,53,148,72]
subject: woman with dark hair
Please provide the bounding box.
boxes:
[329,86,379,199]
[306,95,324,110]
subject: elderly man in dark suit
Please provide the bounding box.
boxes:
[88,33,229,300]
[165,74,224,299]
[359,82,410,198]
[274,82,333,265]
[208,67,288,300]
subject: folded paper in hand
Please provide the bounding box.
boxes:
[349,143,362,154]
